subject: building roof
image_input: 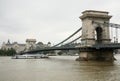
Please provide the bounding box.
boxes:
[26,39,36,42]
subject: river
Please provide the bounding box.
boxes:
[0,55,120,81]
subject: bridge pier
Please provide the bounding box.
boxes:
[76,10,115,61]
[76,50,115,61]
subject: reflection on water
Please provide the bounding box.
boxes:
[0,55,120,81]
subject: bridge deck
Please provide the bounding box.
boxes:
[20,43,120,54]
[92,43,120,49]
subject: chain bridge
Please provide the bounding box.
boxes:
[21,10,120,61]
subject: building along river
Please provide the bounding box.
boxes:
[0,55,120,81]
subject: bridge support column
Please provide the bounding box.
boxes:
[76,50,115,61]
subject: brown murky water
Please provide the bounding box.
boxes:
[0,55,120,81]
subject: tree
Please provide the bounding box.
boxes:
[58,51,63,55]
[0,48,16,56]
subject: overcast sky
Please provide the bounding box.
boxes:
[0,0,120,45]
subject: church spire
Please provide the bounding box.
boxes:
[7,39,11,44]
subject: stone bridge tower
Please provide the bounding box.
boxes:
[80,10,112,45]
[77,10,115,61]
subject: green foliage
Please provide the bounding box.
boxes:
[58,51,63,55]
[0,48,16,56]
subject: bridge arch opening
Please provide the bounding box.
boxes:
[95,27,102,43]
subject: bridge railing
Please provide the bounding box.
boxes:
[92,43,120,49]
[75,43,92,47]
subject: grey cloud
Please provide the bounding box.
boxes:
[0,0,120,45]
